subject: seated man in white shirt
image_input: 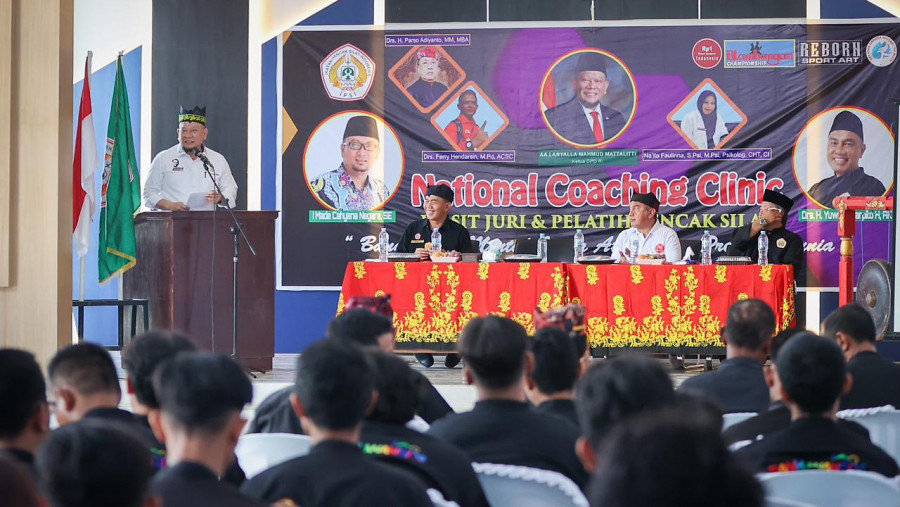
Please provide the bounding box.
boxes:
[610,192,681,262]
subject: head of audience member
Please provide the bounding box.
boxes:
[36,419,157,507]
[821,303,878,361]
[763,327,805,404]
[0,349,49,456]
[722,299,776,362]
[149,353,252,476]
[589,407,764,507]
[575,355,675,472]
[534,303,591,376]
[366,352,424,425]
[328,308,395,353]
[291,339,376,443]
[121,329,196,415]
[0,453,42,507]
[47,343,121,425]
[458,316,530,400]
[673,391,724,433]
[525,328,580,406]
[776,332,850,419]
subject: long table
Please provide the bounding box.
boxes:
[338,261,795,352]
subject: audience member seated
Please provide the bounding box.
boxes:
[525,327,581,427]
[122,330,197,471]
[588,407,764,507]
[360,352,489,507]
[0,349,50,475]
[734,332,899,477]
[149,353,264,507]
[534,303,591,378]
[48,344,135,426]
[248,308,453,434]
[0,450,42,507]
[36,419,157,507]
[575,355,675,473]
[427,316,588,487]
[678,299,775,413]
[723,328,869,447]
[241,339,432,506]
[822,303,900,410]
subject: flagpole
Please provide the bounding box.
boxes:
[78,50,93,302]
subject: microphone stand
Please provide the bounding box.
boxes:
[196,149,261,377]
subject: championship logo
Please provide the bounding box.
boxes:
[724,40,795,68]
[320,44,376,101]
[866,35,897,67]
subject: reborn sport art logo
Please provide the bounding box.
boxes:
[320,44,376,101]
[866,35,897,67]
[724,40,796,68]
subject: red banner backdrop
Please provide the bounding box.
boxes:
[339,262,795,350]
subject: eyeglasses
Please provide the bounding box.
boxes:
[343,141,378,151]
[761,206,783,214]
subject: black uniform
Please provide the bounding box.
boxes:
[842,351,900,410]
[361,421,489,507]
[240,440,432,507]
[678,357,770,413]
[808,168,886,207]
[534,399,579,428]
[723,401,870,447]
[734,416,899,477]
[727,224,804,282]
[0,448,36,478]
[83,408,167,470]
[427,399,588,488]
[398,218,475,254]
[151,462,265,507]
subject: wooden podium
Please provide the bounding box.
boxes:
[124,211,278,371]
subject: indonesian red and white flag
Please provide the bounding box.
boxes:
[73,52,97,257]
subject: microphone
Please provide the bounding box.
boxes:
[191,147,212,166]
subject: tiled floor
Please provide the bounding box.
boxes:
[111,351,712,415]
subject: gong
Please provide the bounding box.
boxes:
[856,259,893,338]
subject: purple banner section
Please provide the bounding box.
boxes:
[422,151,516,162]
[385,34,470,46]
[642,149,773,161]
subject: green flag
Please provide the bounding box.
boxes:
[99,55,141,283]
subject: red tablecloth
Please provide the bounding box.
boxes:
[339,261,795,349]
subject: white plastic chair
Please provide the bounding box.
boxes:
[766,498,816,507]
[758,470,900,507]
[722,412,758,431]
[234,432,312,479]
[472,463,588,507]
[838,405,900,465]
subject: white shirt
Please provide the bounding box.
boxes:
[679,110,728,150]
[611,222,682,263]
[143,144,238,209]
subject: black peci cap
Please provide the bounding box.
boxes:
[343,115,380,141]
[426,183,454,203]
[763,189,794,212]
[829,110,864,142]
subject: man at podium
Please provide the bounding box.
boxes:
[143,106,238,211]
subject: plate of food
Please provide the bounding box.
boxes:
[636,254,666,265]
[387,252,421,262]
[504,254,542,263]
[430,251,461,263]
[578,255,615,265]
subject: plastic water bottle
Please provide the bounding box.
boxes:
[431,228,442,253]
[701,230,713,265]
[378,227,389,262]
[758,230,769,266]
[629,233,640,263]
[573,229,585,263]
[537,234,548,263]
